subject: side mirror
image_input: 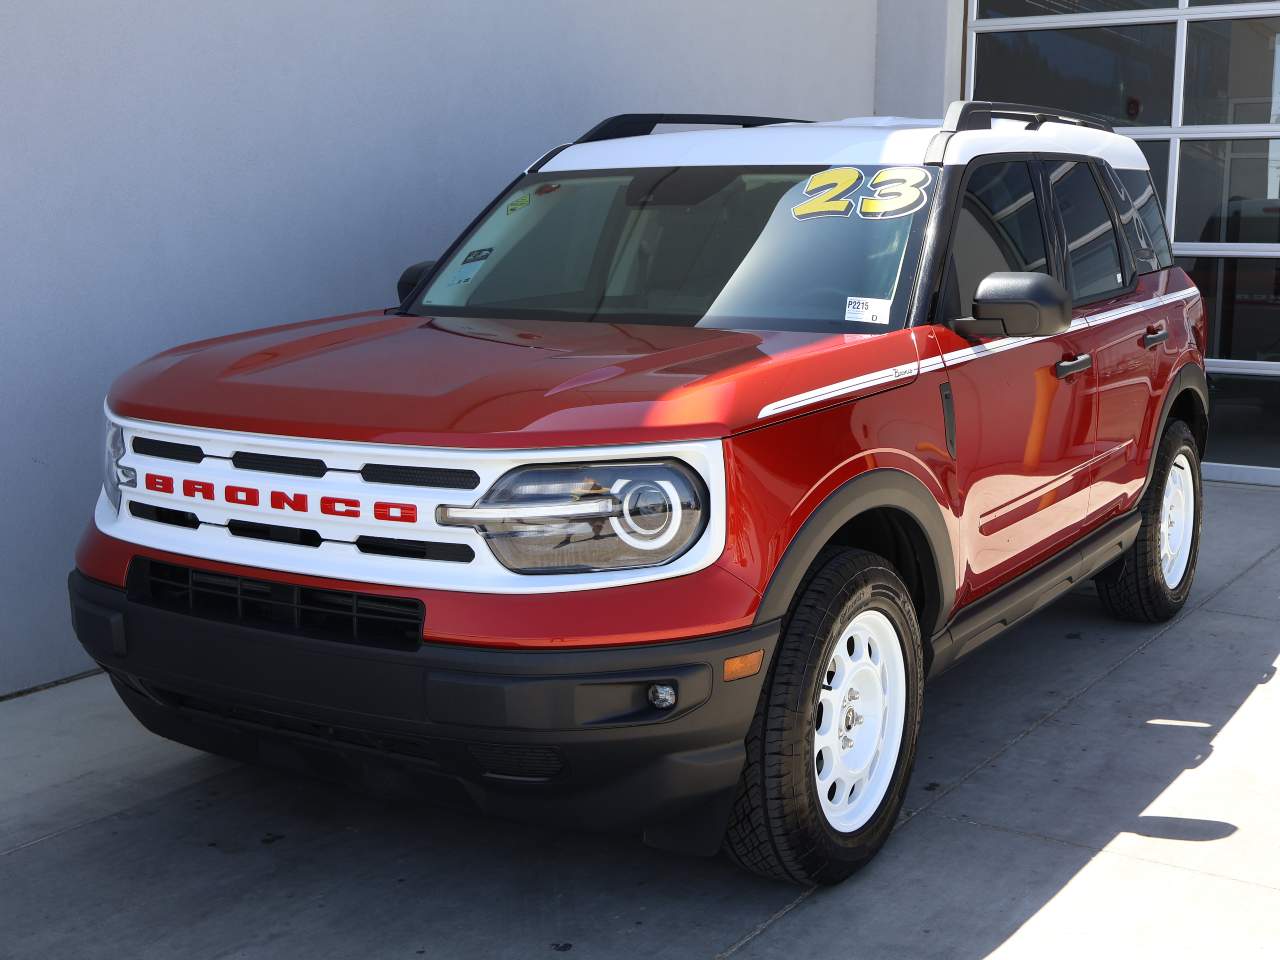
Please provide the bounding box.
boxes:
[397,259,437,304]
[952,272,1072,340]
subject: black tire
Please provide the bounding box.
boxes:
[1095,419,1202,622]
[723,548,925,885]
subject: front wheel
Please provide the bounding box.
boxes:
[1096,419,1203,621]
[723,549,924,885]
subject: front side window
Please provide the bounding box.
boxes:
[1050,161,1126,302]
[941,160,1049,321]
[414,165,934,334]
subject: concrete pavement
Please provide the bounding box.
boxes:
[3,481,1278,958]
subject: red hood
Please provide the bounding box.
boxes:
[108,310,920,448]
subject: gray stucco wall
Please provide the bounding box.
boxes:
[0,1,908,695]
[875,0,964,120]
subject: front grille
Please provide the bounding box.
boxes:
[129,501,200,529]
[227,519,323,548]
[361,463,480,490]
[133,437,204,462]
[150,686,447,766]
[149,686,566,780]
[127,558,425,651]
[231,451,327,477]
[467,743,566,780]
[356,536,474,563]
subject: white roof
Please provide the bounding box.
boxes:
[540,114,1150,173]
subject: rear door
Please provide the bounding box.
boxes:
[1077,161,1180,524]
[932,158,1098,602]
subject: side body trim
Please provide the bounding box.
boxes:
[928,510,1141,677]
[757,287,1199,420]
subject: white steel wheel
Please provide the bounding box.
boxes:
[1159,452,1196,589]
[1095,419,1201,623]
[812,609,907,833]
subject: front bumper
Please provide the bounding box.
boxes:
[69,570,779,853]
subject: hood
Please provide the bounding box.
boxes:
[108,310,920,448]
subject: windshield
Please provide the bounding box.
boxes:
[413,165,934,333]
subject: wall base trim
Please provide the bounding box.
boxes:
[1204,462,1280,487]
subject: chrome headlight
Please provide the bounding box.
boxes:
[438,460,708,573]
[104,419,136,512]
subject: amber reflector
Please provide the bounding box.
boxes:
[723,649,764,682]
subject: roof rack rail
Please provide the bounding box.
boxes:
[576,113,808,144]
[942,100,1113,134]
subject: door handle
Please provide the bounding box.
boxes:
[1143,327,1169,349]
[1054,353,1092,379]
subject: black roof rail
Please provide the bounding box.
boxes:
[942,100,1113,134]
[576,113,808,144]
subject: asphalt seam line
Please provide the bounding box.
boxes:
[715,887,817,959]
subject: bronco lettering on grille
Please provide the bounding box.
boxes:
[142,473,417,523]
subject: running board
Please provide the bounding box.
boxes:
[928,511,1141,678]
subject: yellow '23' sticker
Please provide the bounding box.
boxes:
[791,166,932,221]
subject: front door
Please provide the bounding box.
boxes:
[931,158,1098,603]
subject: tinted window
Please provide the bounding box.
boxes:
[1118,170,1173,269]
[1100,163,1171,274]
[1184,17,1280,125]
[1178,256,1280,361]
[417,165,932,333]
[973,24,1175,127]
[941,161,1048,321]
[1199,374,1280,468]
[1050,162,1126,302]
[1135,140,1169,207]
[979,0,1173,13]
[1176,138,1280,244]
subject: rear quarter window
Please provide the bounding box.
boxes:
[1115,168,1174,271]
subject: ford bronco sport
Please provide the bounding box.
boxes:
[69,101,1207,885]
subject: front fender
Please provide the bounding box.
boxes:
[753,466,957,638]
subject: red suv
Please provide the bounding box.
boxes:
[69,102,1207,885]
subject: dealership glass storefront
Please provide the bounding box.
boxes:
[968,0,1280,479]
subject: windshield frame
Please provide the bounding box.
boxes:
[404,164,937,335]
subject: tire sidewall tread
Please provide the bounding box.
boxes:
[725,548,924,885]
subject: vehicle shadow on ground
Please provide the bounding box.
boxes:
[5,488,1277,960]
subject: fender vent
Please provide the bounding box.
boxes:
[361,464,480,489]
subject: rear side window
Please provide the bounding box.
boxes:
[1117,169,1174,270]
[940,160,1049,320]
[1049,161,1125,302]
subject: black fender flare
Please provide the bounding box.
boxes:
[1142,361,1209,497]
[753,468,956,639]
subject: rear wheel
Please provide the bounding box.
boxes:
[724,549,924,885]
[1096,419,1202,621]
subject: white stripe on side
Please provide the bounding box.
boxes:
[756,287,1199,420]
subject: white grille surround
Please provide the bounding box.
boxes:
[99,408,727,594]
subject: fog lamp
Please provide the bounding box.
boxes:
[648,683,677,710]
